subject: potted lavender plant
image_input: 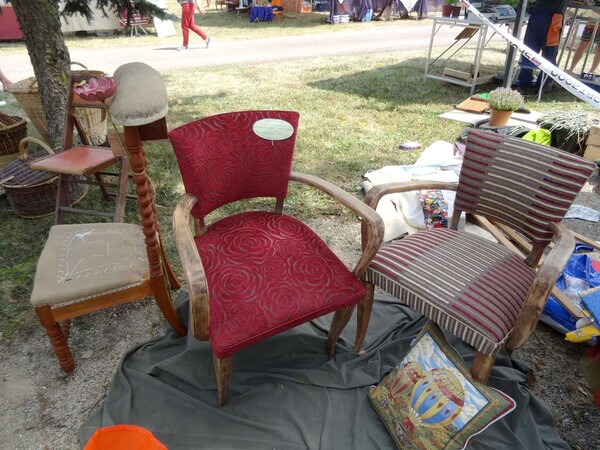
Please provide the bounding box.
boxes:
[487,87,524,126]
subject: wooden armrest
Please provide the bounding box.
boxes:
[364,180,459,210]
[479,218,584,320]
[508,222,576,350]
[173,194,210,340]
[290,171,384,277]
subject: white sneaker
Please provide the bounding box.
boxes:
[176,46,188,51]
[205,36,211,48]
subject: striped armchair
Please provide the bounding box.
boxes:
[358,129,596,383]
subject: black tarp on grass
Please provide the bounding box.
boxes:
[79,293,569,449]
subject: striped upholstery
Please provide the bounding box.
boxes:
[365,130,595,357]
[364,229,536,355]
[456,130,595,246]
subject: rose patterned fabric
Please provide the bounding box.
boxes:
[169,110,300,219]
[196,211,365,358]
[169,111,365,359]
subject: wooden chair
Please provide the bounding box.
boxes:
[29,71,129,225]
[118,2,153,37]
[357,129,596,383]
[169,111,384,405]
[30,63,186,373]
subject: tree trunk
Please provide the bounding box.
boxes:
[12,0,70,149]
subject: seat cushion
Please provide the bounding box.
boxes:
[364,228,536,355]
[195,211,365,358]
[110,62,168,127]
[31,223,149,307]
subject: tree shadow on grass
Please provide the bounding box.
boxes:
[308,56,584,109]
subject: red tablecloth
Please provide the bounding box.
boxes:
[0,6,23,40]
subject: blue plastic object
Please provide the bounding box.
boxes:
[542,243,598,333]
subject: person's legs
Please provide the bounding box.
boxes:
[568,39,591,73]
[180,2,194,48]
[589,45,600,73]
[189,20,207,41]
[540,43,559,89]
[518,13,553,89]
[0,68,13,91]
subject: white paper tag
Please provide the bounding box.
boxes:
[253,118,294,141]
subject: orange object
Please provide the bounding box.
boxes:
[546,13,563,47]
[84,425,167,450]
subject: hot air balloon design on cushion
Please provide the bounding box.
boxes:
[403,368,465,434]
[369,323,516,450]
[388,361,424,402]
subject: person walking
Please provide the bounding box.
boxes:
[178,0,211,51]
[517,0,569,94]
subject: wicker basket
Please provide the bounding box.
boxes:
[7,63,108,145]
[0,137,88,218]
[0,112,27,156]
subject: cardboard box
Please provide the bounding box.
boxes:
[583,143,600,162]
[455,95,489,113]
[586,125,600,147]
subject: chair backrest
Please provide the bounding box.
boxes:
[117,1,152,26]
[455,129,595,247]
[63,71,101,149]
[111,62,170,283]
[168,110,300,219]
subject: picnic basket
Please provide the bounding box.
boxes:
[0,112,27,156]
[7,63,108,145]
[0,137,88,218]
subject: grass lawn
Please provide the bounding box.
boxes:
[0,18,598,338]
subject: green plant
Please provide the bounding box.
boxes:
[539,110,599,147]
[488,87,524,111]
[445,0,459,5]
[503,0,519,8]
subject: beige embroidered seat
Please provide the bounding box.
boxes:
[30,63,186,373]
[31,224,148,308]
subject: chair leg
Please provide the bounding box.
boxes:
[327,306,354,357]
[113,157,129,223]
[471,351,496,384]
[54,174,69,225]
[153,277,187,336]
[35,305,75,373]
[94,172,111,201]
[354,281,375,355]
[159,235,182,290]
[213,355,233,406]
[61,319,72,339]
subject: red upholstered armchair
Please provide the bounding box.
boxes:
[169,111,384,405]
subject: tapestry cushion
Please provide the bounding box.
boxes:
[369,321,515,450]
[31,223,149,307]
[195,211,365,358]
